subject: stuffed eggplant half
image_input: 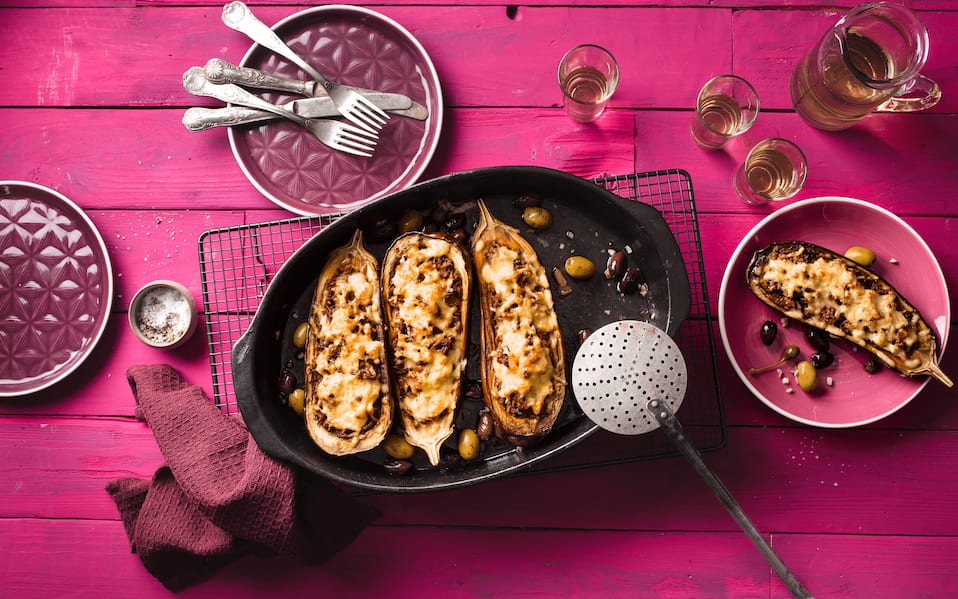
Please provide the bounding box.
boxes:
[747,241,952,387]
[303,230,395,456]
[381,232,472,465]
[472,200,567,442]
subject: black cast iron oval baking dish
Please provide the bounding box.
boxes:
[233,166,691,493]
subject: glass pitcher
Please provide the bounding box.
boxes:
[789,2,941,131]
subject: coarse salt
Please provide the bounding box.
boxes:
[135,286,192,345]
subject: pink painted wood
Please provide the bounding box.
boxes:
[1,2,957,597]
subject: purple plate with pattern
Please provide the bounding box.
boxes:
[229,5,443,215]
[719,197,950,427]
[0,182,113,397]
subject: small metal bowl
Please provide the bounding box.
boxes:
[128,280,198,349]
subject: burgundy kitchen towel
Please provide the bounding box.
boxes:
[106,364,378,591]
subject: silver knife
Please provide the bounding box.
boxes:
[204,58,411,107]
[183,93,426,132]
[202,58,428,121]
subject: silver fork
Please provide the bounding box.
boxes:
[182,67,377,158]
[221,1,390,135]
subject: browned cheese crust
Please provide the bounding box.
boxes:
[304,230,395,455]
[472,201,566,440]
[382,232,471,465]
[747,241,951,386]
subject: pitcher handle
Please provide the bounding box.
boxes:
[877,74,942,112]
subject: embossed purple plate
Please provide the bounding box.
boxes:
[719,197,950,427]
[229,5,443,215]
[0,182,113,397]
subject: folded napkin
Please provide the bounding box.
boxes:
[107,364,378,591]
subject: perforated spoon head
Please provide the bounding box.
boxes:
[571,320,687,435]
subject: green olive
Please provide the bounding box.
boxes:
[458,428,480,461]
[522,206,552,230]
[292,321,308,349]
[398,210,423,234]
[795,361,818,392]
[383,434,415,460]
[288,388,305,415]
[564,255,597,280]
[844,246,876,267]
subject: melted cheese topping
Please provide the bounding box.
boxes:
[386,236,466,421]
[309,261,386,434]
[479,241,559,415]
[760,250,926,368]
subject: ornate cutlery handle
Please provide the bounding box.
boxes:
[182,106,274,131]
[221,1,327,85]
[182,66,308,127]
[204,58,313,96]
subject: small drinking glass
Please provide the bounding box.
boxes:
[690,75,759,150]
[558,44,619,122]
[733,138,808,205]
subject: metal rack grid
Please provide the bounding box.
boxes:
[198,169,726,468]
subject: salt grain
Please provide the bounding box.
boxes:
[889,258,899,264]
[785,388,794,394]
[135,286,192,345]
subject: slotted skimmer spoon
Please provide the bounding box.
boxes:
[572,320,813,599]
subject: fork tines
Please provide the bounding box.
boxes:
[342,94,390,134]
[326,121,378,158]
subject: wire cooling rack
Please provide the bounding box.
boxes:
[198,169,726,468]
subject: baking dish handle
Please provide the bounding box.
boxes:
[232,328,303,466]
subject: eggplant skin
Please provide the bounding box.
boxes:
[304,230,395,456]
[381,232,471,466]
[471,200,567,442]
[747,241,952,387]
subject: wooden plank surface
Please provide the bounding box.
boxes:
[2,519,957,598]
[1,1,957,597]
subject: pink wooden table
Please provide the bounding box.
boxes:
[2,1,957,597]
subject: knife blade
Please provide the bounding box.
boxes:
[183,93,427,132]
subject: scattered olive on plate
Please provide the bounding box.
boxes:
[760,320,778,346]
[844,245,876,267]
[794,361,818,392]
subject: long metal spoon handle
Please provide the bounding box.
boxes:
[221,1,328,85]
[648,400,815,599]
[182,106,274,131]
[204,58,313,96]
[182,67,308,127]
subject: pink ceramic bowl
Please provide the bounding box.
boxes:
[719,197,951,428]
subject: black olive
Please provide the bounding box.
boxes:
[442,213,466,233]
[806,327,830,352]
[617,267,642,294]
[810,351,834,369]
[448,227,469,245]
[513,193,543,209]
[604,250,627,280]
[278,369,296,395]
[476,411,495,441]
[368,217,397,242]
[760,320,778,346]
[383,458,413,475]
